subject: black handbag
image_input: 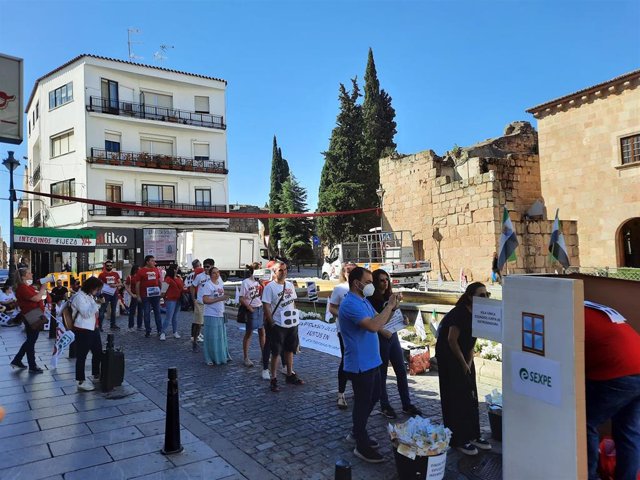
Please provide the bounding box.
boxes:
[236,304,248,324]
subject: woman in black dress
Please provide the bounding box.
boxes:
[436,281,492,456]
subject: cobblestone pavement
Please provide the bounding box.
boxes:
[117,308,502,480]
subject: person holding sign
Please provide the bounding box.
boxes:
[98,260,122,331]
[339,266,399,464]
[262,262,303,392]
[435,282,491,456]
[369,269,423,419]
[240,263,266,368]
[135,255,163,338]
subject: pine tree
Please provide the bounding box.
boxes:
[318,79,374,244]
[268,136,290,254]
[279,174,314,264]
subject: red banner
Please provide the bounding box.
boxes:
[20,190,380,219]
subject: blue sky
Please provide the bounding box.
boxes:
[1,0,639,242]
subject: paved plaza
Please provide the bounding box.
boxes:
[0,308,502,479]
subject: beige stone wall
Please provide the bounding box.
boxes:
[535,83,640,267]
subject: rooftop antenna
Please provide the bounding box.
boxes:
[127,28,143,61]
[154,44,174,64]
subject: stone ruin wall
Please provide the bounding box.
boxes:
[379,122,580,281]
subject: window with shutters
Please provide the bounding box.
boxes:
[621,134,640,165]
[105,132,121,153]
[195,188,211,206]
[141,138,174,156]
[193,142,210,160]
[50,130,74,158]
[142,184,175,205]
[194,96,210,113]
[141,91,173,108]
[51,179,75,206]
[106,184,122,203]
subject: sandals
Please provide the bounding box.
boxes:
[285,373,305,385]
[270,378,280,392]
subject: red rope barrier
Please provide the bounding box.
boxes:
[19,190,380,219]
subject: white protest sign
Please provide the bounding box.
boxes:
[426,452,447,480]
[254,268,273,282]
[472,297,503,342]
[307,282,318,302]
[298,319,341,357]
[383,309,407,335]
[511,350,562,407]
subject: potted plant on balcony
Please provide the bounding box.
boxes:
[139,152,151,167]
[122,153,134,167]
[159,155,172,169]
[108,152,120,166]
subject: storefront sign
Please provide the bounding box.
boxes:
[472,297,503,342]
[143,228,176,262]
[0,53,23,145]
[14,227,96,252]
[95,228,135,249]
[298,319,340,358]
[511,350,562,407]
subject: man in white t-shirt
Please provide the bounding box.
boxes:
[328,262,357,409]
[262,261,302,392]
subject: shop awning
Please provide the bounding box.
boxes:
[14,227,97,252]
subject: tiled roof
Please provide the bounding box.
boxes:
[526,69,640,115]
[26,54,226,112]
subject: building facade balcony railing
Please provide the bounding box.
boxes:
[88,148,228,174]
[31,165,41,186]
[88,201,227,218]
[33,211,43,227]
[87,96,226,130]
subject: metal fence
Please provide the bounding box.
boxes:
[565,266,640,282]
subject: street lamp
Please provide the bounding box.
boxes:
[376,184,385,232]
[3,151,20,283]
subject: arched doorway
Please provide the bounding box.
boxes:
[619,218,640,268]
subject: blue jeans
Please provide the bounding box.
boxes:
[162,300,179,334]
[128,299,143,328]
[98,293,119,328]
[143,296,162,335]
[346,367,381,451]
[378,332,411,410]
[586,374,640,480]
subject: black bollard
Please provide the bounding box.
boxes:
[161,367,184,455]
[335,458,352,480]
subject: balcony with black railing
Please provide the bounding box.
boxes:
[88,148,228,174]
[87,96,226,130]
[88,201,227,218]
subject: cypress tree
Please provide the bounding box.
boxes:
[279,174,314,264]
[268,136,290,254]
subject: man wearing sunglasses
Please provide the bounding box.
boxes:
[262,262,303,392]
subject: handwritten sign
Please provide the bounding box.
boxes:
[472,297,503,342]
[298,319,340,357]
[383,309,407,335]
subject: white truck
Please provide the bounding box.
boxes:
[321,230,431,288]
[177,231,269,280]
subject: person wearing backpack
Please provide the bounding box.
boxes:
[70,276,103,392]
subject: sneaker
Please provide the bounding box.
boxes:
[353,446,385,463]
[173,332,181,339]
[206,361,214,366]
[337,393,348,410]
[345,433,379,448]
[160,333,166,341]
[92,375,101,383]
[197,334,204,342]
[10,360,27,369]
[243,358,254,368]
[77,380,95,392]
[402,405,423,417]
[457,443,479,456]
[381,406,397,419]
[261,369,271,380]
[470,438,492,451]
[29,366,44,374]
[110,325,121,331]
[145,332,151,338]
[270,378,280,392]
[280,366,288,375]
[137,327,144,331]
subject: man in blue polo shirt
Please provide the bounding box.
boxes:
[339,266,399,463]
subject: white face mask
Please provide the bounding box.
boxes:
[26,279,33,286]
[362,283,376,298]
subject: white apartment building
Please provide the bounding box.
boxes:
[25,54,229,233]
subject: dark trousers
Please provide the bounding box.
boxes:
[75,329,102,382]
[346,367,381,450]
[98,293,118,328]
[337,333,348,393]
[586,374,640,480]
[143,296,162,334]
[379,332,411,409]
[13,322,40,369]
[262,323,287,370]
[128,299,143,328]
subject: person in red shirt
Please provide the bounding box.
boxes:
[584,305,640,480]
[98,260,122,331]
[10,268,47,373]
[135,255,162,338]
[125,265,143,331]
[161,267,184,340]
